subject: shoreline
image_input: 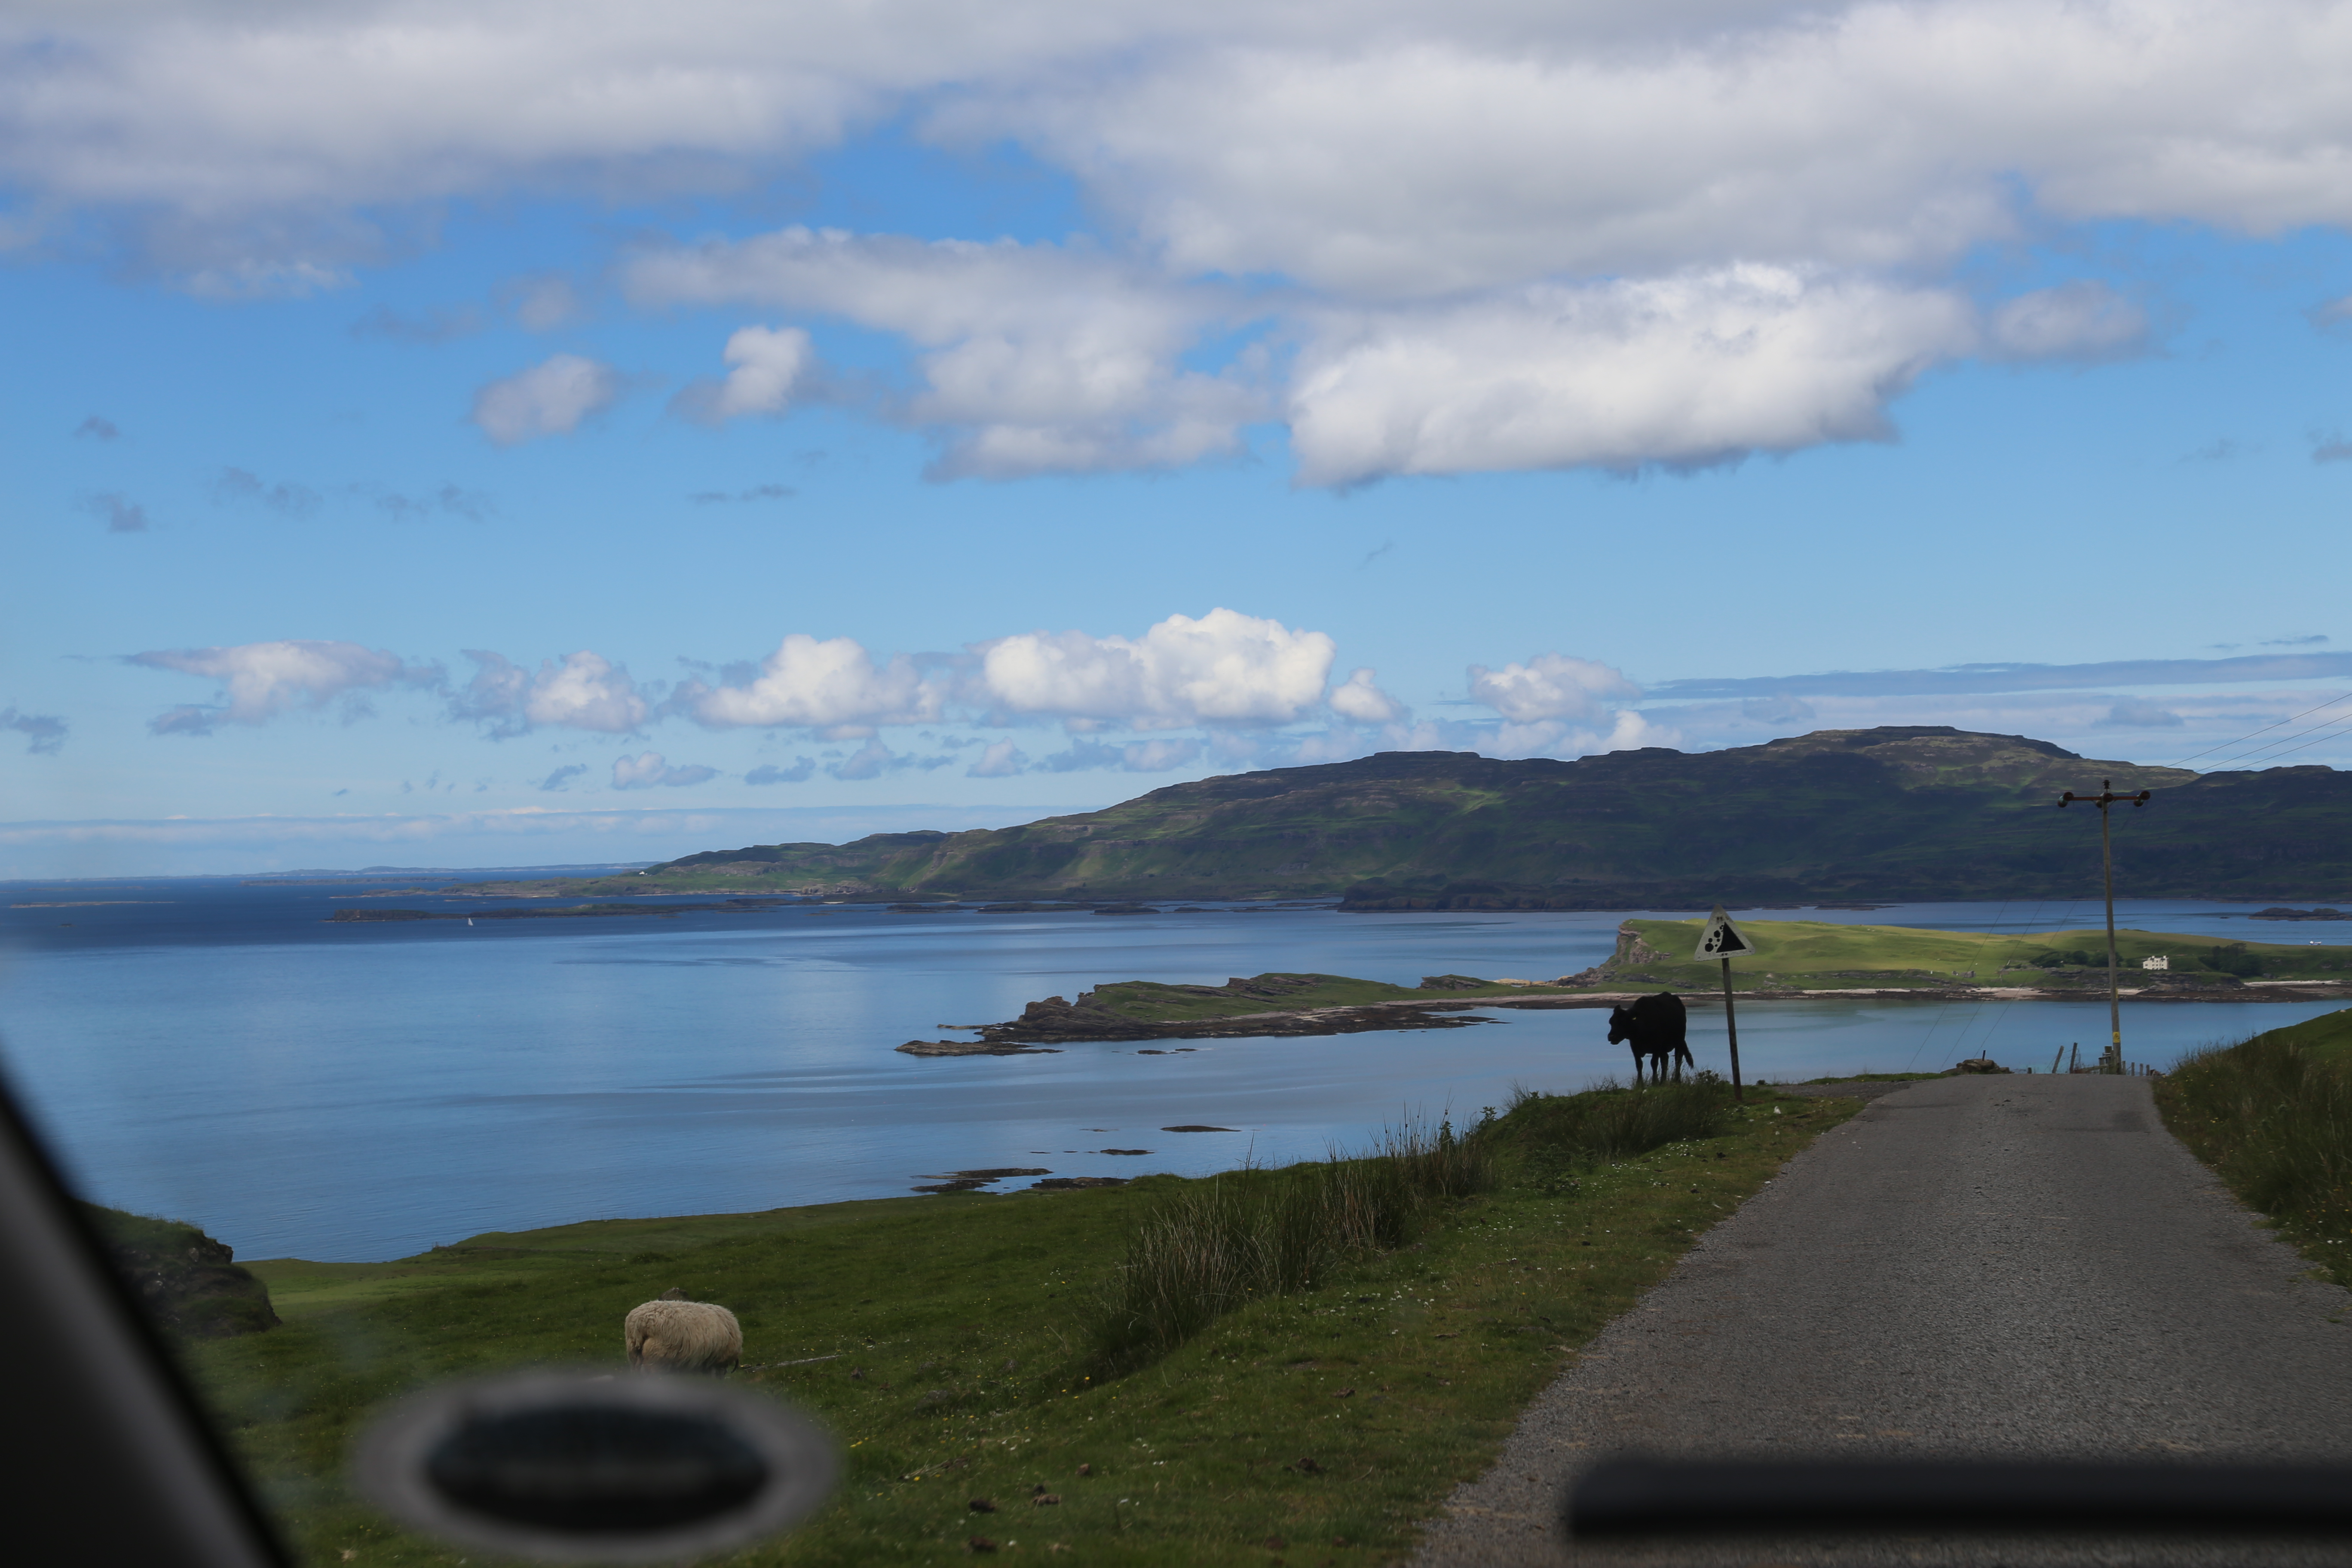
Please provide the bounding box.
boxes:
[897,981,2352,1053]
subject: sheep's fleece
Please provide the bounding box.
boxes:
[624,1294,742,1375]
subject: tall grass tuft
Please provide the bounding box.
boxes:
[2157,1031,2352,1259]
[1087,1117,1501,1373]
[1486,1080,1732,1169]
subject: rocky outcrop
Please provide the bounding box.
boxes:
[80,1205,278,1338]
[1611,923,1673,968]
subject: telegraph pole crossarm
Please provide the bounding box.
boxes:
[2059,779,2151,1069]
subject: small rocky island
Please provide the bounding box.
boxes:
[895,971,1592,1054]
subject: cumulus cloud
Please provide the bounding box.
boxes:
[1987,281,2148,362]
[975,608,1333,728]
[453,650,651,737]
[470,354,622,445]
[966,739,1028,777]
[1467,653,1642,723]
[1290,268,1974,484]
[612,751,717,789]
[537,763,588,791]
[74,414,120,441]
[1038,737,1206,772]
[33,5,2352,476]
[1,708,68,755]
[745,757,815,784]
[129,639,441,734]
[673,325,814,423]
[1327,667,1405,724]
[627,228,1258,475]
[682,634,945,730]
[828,738,903,780]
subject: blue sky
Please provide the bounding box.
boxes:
[5,2,2352,878]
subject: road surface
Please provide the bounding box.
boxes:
[1412,1074,2352,1565]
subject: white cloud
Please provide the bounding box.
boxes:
[611,751,718,789]
[683,634,945,730]
[1467,653,1642,724]
[1289,269,1975,484]
[1037,737,1207,772]
[626,228,1258,475]
[1988,281,2148,361]
[674,324,814,423]
[1120,737,1204,771]
[829,738,903,780]
[1491,708,1683,760]
[471,354,622,445]
[975,608,1333,727]
[1327,667,1405,723]
[454,651,651,736]
[967,739,1028,777]
[129,639,440,734]
[26,3,2352,476]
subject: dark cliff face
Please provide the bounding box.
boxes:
[635,726,2352,904]
[79,1204,279,1339]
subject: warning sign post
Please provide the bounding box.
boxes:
[1692,907,1756,1101]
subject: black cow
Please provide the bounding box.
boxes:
[1607,991,1695,1086]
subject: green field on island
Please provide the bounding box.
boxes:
[1606,917,2352,992]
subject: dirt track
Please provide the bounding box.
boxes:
[1412,1075,2352,1566]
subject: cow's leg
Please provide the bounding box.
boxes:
[1629,1043,1645,1087]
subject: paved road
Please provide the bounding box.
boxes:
[1413,1075,2352,1566]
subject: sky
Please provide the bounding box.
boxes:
[5,0,2352,879]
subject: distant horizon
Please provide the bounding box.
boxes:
[3,721,2332,882]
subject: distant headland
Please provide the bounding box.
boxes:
[425,727,2352,909]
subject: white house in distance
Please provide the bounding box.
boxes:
[2141,955,2169,971]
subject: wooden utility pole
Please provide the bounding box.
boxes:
[2060,779,2150,1067]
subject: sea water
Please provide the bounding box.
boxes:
[1,882,2344,1261]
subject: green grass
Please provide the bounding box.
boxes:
[1611,917,2352,991]
[177,1087,1861,1568]
[2156,1008,2352,1290]
[2254,1008,2352,1063]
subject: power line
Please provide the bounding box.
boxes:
[2166,690,2352,770]
[2216,720,2352,772]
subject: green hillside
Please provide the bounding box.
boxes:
[1601,917,2352,992]
[473,726,2352,905]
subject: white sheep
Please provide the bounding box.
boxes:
[624,1289,742,1375]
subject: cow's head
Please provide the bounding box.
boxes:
[1606,1004,1634,1043]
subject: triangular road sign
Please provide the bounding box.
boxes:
[1694,906,1758,960]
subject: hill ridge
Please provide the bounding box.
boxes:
[530,726,2347,905]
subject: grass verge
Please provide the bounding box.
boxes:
[2155,1006,2352,1289]
[181,1084,1860,1567]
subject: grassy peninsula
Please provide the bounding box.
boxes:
[1601,917,2352,994]
[451,726,2352,907]
[179,1085,1860,1568]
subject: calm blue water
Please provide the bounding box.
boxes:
[2,881,2345,1262]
